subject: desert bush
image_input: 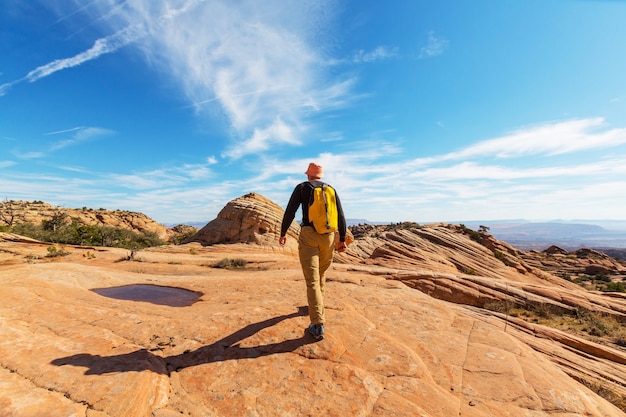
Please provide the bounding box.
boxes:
[575,309,624,339]
[45,245,70,258]
[558,272,572,281]
[493,249,510,266]
[594,273,611,283]
[459,224,484,244]
[212,258,247,269]
[529,302,554,319]
[8,221,164,249]
[385,222,421,231]
[484,300,516,315]
[603,281,625,293]
[580,379,626,412]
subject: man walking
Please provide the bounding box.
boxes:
[279,162,347,340]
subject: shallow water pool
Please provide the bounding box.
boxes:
[91,284,202,307]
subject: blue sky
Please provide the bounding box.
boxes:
[2,0,626,225]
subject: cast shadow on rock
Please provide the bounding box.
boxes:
[51,306,313,376]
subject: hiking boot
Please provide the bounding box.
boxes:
[308,323,324,340]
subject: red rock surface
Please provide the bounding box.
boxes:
[1,192,626,416]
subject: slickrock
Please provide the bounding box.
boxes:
[0,242,624,416]
[2,193,626,416]
[343,225,626,321]
[521,246,626,279]
[183,192,300,248]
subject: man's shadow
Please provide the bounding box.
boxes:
[51,306,313,376]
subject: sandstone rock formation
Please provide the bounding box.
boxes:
[0,200,169,240]
[182,192,300,248]
[523,246,626,281]
[1,240,624,416]
[2,193,626,416]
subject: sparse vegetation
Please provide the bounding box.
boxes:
[45,245,70,258]
[212,258,247,269]
[118,248,146,262]
[580,379,626,412]
[571,274,625,293]
[385,221,421,231]
[8,221,164,249]
[603,281,626,292]
[459,224,485,244]
[0,198,26,227]
[493,249,510,266]
[348,222,422,239]
[485,300,626,348]
[0,201,167,248]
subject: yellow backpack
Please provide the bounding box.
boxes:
[307,182,338,234]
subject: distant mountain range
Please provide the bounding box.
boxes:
[456,220,626,250]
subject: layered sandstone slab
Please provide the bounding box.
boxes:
[183,192,300,248]
[0,241,623,417]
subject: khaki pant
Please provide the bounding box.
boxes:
[298,226,335,325]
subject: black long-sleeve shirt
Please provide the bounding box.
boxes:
[280,180,347,242]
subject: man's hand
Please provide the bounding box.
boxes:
[337,241,347,253]
[279,236,287,246]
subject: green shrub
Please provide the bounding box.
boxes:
[385,221,421,231]
[45,245,70,257]
[9,221,164,249]
[595,273,611,283]
[493,249,511,266]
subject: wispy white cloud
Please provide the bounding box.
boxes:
[109,162,215,190]
[8,127,116,161]
[0,161,17,168]
[350,46,398,63]
[271,118,626,222]
[87,0,350,159]
[418,31,449,59]
[28,28,139,82]
[437,118,626,161]
[3,1,354,159]
[44,127,83,135]
[0,26,141,96]
[47,126,117,151]
[11,151,45,160]
[3,134,626,224]
[223,117,300,159]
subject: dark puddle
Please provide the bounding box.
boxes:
[91,284,202,307]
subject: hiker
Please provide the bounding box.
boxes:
[279,162,347,340]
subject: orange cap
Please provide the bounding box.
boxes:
[305,162,323,179]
